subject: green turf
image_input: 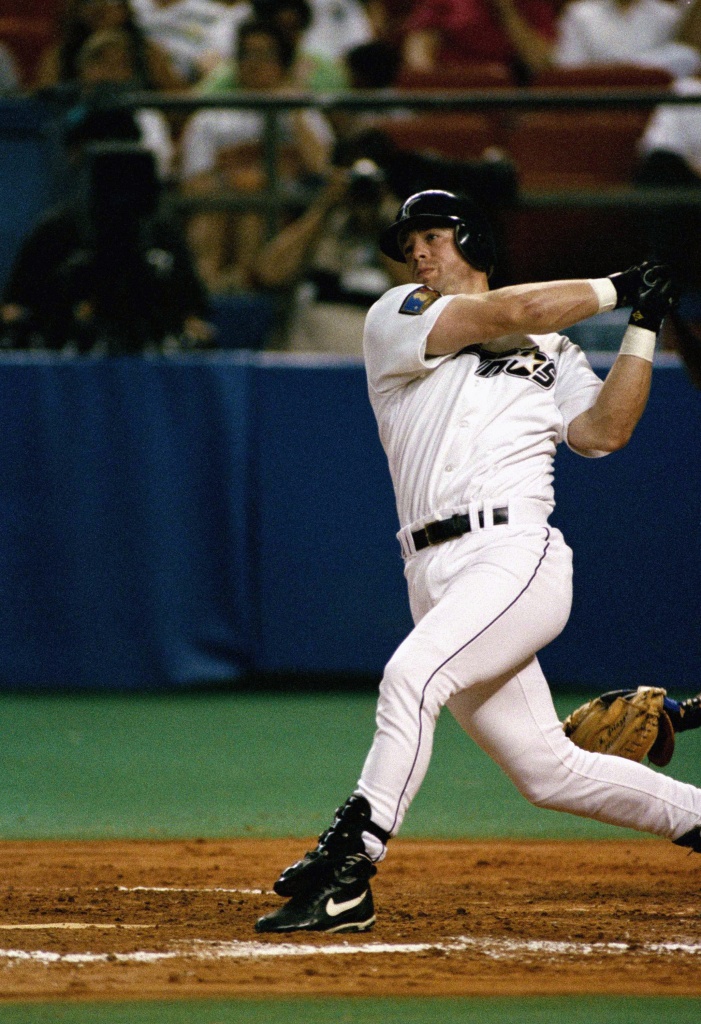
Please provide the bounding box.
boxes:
[0,690,699,841]
[1,997,700,1024]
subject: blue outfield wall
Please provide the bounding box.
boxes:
[0,352,698,690]
[0,355,254,690]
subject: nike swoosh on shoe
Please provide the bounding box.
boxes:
[325,891,368,917]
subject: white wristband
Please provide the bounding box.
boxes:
[589,278,618,312]
[619,324,656,362]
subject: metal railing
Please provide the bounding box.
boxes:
[110,87,701,233]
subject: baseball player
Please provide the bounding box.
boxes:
[256,189,701,935]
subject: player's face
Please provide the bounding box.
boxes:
[400,226,473,294]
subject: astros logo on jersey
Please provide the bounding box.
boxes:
[472,346,556,390]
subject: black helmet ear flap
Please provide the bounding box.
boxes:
[454,220,495,278]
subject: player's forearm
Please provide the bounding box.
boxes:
[567,353,652,453]
[427,280,601,354]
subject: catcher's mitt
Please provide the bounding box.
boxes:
[562,686,675,766]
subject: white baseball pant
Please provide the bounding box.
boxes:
[355,522,701,858]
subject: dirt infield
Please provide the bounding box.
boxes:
[0,838,699,1000]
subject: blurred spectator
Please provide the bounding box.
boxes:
[554,0,701,78]
[180,17,334,291]
[302,0,376,61]
[0,40,19,92]
[1,144,213,355]
[634,74,701,290]
[250,161,409,352]
[638,74,701,179]
[36,0,185,90]
[402,0,557,84]
[345,38,401,89]
[329,39,403,140]
[71,28,175,178]
[130,0,250,82]
[199,0,350,93]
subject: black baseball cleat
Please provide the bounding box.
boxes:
[273,794,389,899]
[255,853,377,933]
[256,794,390,934]
[673,825,701,853]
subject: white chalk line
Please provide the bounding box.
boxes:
[0,923,155,931]
[101,886,265,895]
[2,935,701,966]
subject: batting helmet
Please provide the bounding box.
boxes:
[379,189,496,276]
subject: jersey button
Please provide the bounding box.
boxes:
[445,464,454,472]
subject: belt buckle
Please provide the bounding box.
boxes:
[423,520,442,547]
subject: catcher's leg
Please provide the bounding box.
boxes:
[447,658,701,841]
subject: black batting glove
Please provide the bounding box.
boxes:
[628,264,679,333]
[607,261,666,308]
[608,263,648,308]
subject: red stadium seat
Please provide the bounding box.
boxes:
[504,109,651,189]
[507,65,672,190]
[497,63,673,279]
[370,112,506,162]
[532,64,673,90]
[396,62,516,91]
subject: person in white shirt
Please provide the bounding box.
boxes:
[131,0,249,81]
[639,73,701,177]
[253,189,701,936]
[301,0,375,60]
[555,0,701,77]
[180,17,334,290]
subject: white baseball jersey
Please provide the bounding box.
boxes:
[363,283,606,536]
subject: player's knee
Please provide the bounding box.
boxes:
[378,651,444,720]
[508,745,580,809]
[379,653,421,707]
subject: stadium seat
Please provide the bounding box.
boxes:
[369,112,506,162]
[500,107,647,281]
[396,63,515,91]
[531,64,673,90]
[496,64,673,280]
[504,109,651,189]
[518,64,672,188]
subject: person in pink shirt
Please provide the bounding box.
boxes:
[402,0,557,82]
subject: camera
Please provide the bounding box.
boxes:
[346,159,387,205]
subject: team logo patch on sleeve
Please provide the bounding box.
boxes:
[399,286,441,316]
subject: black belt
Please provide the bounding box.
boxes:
[412,506,509,551]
